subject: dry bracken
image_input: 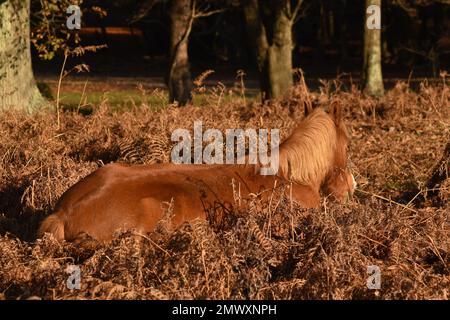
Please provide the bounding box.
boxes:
[0,80,448,300]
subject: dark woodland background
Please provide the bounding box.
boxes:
[33,1,450,86]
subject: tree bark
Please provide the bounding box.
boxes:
[362,0,385,97]
[167,0,193,106]
[243,0,297,100]
[0,0,44,112]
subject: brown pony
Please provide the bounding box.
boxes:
[38,105,356,242]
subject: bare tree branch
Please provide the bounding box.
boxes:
[130,0,159,24]
[194,8,225,19]
[288,0,304,22]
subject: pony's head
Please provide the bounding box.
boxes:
[320,102,356,203]
[278,103,356,203]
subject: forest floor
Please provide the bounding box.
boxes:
[0,79,448,299]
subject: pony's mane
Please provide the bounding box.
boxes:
[278,108,337,185]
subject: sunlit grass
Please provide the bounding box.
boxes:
[59,91,168,111]
[38,81,260,113]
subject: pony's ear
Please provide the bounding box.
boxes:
[330,101,342,125]
[304,101,314,117]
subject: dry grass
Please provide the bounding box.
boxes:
[0,79,448,300]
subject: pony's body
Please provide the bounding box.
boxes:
[39,107,356,242]
[47,163,319,242]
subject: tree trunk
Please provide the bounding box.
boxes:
[362,0,384,97]
[336,0,348,61]
[265,7,293,99]
[167,0,193,106]
[0,0,44,112]
[243,0,295,100]
[243,0,270,98]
